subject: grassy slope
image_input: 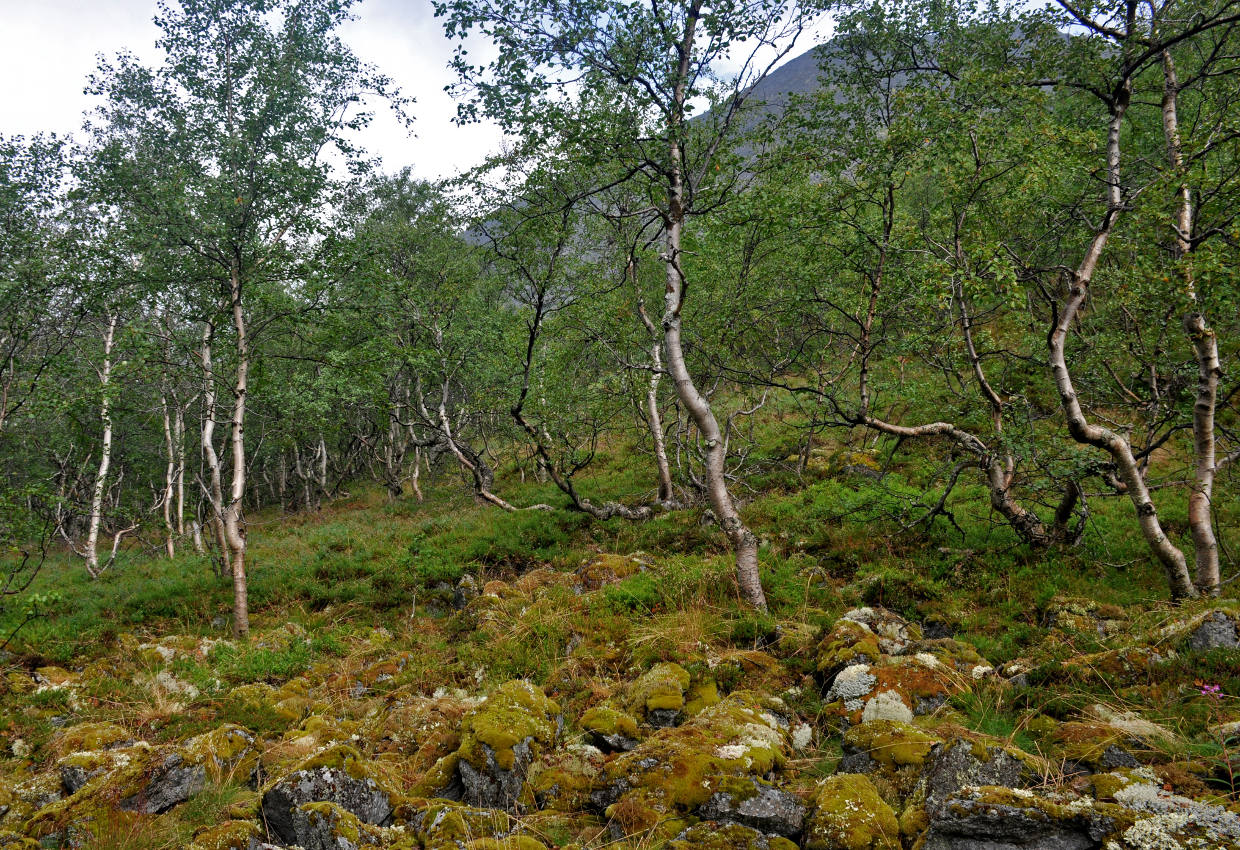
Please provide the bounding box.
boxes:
[2,426,1240,847]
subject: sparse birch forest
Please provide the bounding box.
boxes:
[1,0,1239,848]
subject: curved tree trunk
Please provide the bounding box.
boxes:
[656,0,765,610]
[1048,81,1197,600]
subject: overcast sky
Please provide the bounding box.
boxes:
[0,0,502,180]
[0,0,826,181]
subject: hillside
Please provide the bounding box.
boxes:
[1,447,1239,849]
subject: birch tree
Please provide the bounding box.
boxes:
[87,0,406,636]
[436,0,828,609]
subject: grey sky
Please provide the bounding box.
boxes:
[0,0,501,180]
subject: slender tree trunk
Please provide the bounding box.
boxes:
[161,384,177,558]
[223,267,250,638]
[1048,81,1197,600]
[316,434,328,508]
[631,255,675,503]
[659,7,766,608]
[174,402,186,538]
[411,445,424,502]
[200,321,231,579]
[1161,48,1220,595]
[85,313,118,578]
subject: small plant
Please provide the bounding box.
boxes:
[1197,680,1239,800]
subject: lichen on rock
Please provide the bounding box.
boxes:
[803,773,900,850]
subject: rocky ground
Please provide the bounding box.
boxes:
[2,554,1239,849]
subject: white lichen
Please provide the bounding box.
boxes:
[827,664,877,702]
[861,690,913,724]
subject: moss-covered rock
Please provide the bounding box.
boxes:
[406,799,513,850]
[427,680,562,810]
[697,775,806,838]
[1039,720,1148,771]
[803,773,899,850]
[576,553,652,591]
[187,819,262,850]
[182,724,259,783]
[815,620,882,684]
[841,720,939,774]
[624,662,691,727]
[365,694,472,785]
[27,742,208,839]
[580,706,641,752]
[668,821,800,850]
[920,786,1121,850]
[286,799,387,850]
[590,691,791,838]
[51,721,133,757]
[260,744,398,846]
[522,743,606,811]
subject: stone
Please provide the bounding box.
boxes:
[283,801,384,850]
[408,799,513,849]
[1189,611,1239,651]
[839,720,939,775]
[624,662,691,727]
[920,787,1113,850]
[668,821,800,850]
[431,680,561,810]
[260,747,395,846]
[803,773,899,850]
[119,750,206,814]
[580,706,640,753]
[697,776,806,838]
[590,691,791,839]
[920,739,1031,812]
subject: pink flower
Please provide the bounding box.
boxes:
[1201,683,1222,698]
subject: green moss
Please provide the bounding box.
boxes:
[597,692,789,832]
[580,706,639,740]
[411,800,513,849]
[523,744,604,811]
[187,820,261,850]
[684,677,721,716]
[843,721,939,771]
[668,822,800,849]
[459,680,561,772]
[815,621,882,680]
[625,663,691,717]
[182,725,257,781]
[298,800,365,844]
[54,721,132,754]
[804,773,900,850]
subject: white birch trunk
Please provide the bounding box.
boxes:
[1161,49,1220,594]
[223,267,251,638]
[84,313,118,578]
[1047,81,1197,599]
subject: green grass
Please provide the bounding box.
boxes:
[1,410,1235,676]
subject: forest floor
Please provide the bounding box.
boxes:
[1,439,1239,848]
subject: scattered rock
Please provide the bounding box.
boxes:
[668,821,799,849]
[1189,611,1239,651]
[432,680,562,810]
[260,745,395,846]
[698,775,806,838]
[803,773,899,850]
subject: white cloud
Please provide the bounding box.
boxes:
[0,0,501,180]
